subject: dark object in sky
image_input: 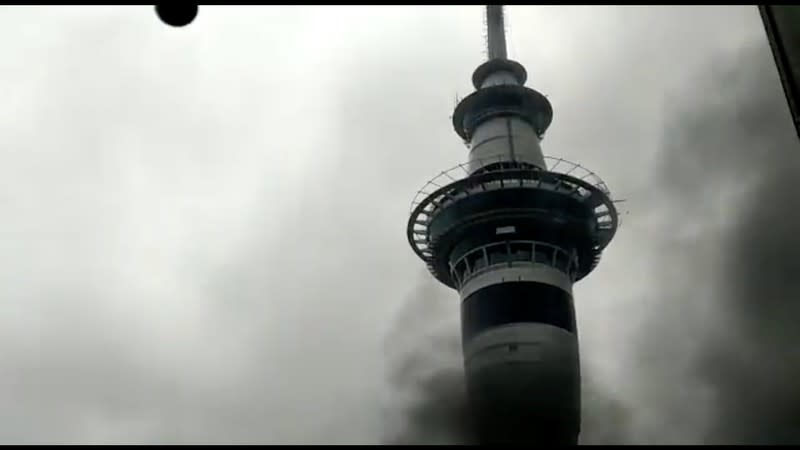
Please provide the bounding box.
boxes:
[155,4,198,27]
[406,4,618,445]
[759,5,800,140]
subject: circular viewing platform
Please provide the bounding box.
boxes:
[407,156,618,286]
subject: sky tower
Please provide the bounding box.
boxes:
[406,5,618,444]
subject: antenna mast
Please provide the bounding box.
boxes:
[486,5,507,60]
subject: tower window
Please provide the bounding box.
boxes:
[496,225,516,235]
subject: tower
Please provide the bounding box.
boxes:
[405,5,618,444]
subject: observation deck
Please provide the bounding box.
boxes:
[406,156,618,289]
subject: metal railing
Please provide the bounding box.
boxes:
[449,240,578,288]
[409,155,612,216]
[407,155,619,265]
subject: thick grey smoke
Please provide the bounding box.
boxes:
[628,40,800,444]
[381,285,635,445]
[381,276,476,445]
[380,281,637,445]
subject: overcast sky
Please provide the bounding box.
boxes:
[0,5,795,444]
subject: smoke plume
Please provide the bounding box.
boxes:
[380,275,477,445]
[630,39,800,444]
[381,280,638,445]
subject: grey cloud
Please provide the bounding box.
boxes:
[623,40,800,444]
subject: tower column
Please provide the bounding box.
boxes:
[406,4,618,445]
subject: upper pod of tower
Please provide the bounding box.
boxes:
[452,5,554,174]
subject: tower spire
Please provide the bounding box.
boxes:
[486,5,507,60]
